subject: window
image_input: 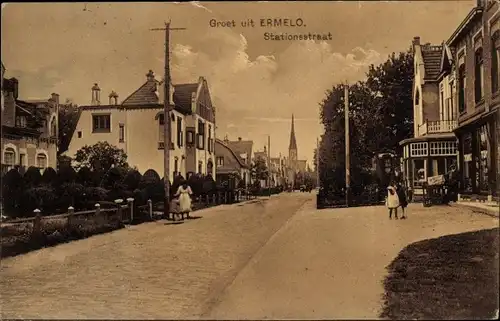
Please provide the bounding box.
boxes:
[174,157,179,174]
[429,141,458,156]
[440,90,444,120]
[186,129,195,145]
[119,124,125,143]
[208,125,212,153]
[449,81,455,120]
[78,131,82,138]
[4,148,16,171]
[410,142,428,157]
[198,161,202,174]
[458,63,466,113]
[474,47,484,103]
[158,114,164,143]
[50,117,56,137]
[92,114,110,133]
[217,156,224,167]
[16,116,27,128]
[492,30,499,94]
[177,117,183,147]
[478,124,490,191]
[207,160,213,175]
[19,153,25,167]
[463,132,473,192]
[197,120,205,149]
[412,159,425,187]
[36,153,47,169]
[415,88,420,105]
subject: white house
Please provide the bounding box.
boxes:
[65,70,216,181]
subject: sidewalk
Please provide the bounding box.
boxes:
[450,201,500,218]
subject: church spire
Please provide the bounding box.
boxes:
[289,114,297,151]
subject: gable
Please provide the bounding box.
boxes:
[195,78,215,123]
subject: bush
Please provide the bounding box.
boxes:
[83,186,109,209]
[41,167,57,186]
[203,174,217,194]
[22,186,58,214]
[24,166,42,187]
[57,182,85,210]
[188,173,204,196]
[139,169,161,188]
[101,166,128,190]
[76,166,93,186]
[2,169,24,218]
[123,169,143,191]
[56,166,77,186]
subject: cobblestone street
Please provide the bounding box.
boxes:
[1,194,498,320]
[0,193,311,319]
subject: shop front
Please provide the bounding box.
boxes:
[455,113,498,197]
[400,136,458,201]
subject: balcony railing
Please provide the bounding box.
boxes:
[418,120,457,136]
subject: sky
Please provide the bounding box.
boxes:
[1,1,476,165]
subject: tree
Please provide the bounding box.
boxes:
[58,100,80,155]
[251,156,269,181]
[74,141,129,172]
[318,49,414,193]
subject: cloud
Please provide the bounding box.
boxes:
[170,28,383,159]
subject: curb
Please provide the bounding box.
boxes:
[450,203,500,218]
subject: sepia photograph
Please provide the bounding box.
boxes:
[1,0,499,319]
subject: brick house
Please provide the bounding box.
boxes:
[448,0,499,199]
[225,137,254,186]
[1,62,59,175]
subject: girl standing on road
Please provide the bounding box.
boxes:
[396,182,408,219]
[386,183,400,220]
[175,180,193,220]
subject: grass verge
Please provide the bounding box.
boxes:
[380,228,499,320]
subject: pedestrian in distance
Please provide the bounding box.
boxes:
[175,180,193,220]
[396,182,408,219]
[385,182,400,220]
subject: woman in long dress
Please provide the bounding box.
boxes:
[386,183,400,220]
[175,180,193,220]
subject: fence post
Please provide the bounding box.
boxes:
[224,192,228,204]
[115,199,124,222]
[206,194,209,204]
[67,206,74,229]
[95,203,101,216]
[148,199,153,220]
[32,209,42,239]
[127,198,134,223]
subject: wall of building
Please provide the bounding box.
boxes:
[2,137,57,169]
[422,83,440,122]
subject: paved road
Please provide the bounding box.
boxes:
[0,193,311,319]
[205,202,499,320]
[1,194,498,320]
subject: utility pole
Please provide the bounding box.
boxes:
[316,137,320,188]
[344,83,350,207]
[151,21,186,220]
[268,135,271,197]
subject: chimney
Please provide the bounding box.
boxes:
[109,91,118,105]
[146,70,155,81]
[238,137,242,141]
[264,146,267,153]
[11,77,18,100]
[51,93,60,105]
[91,83,101,106]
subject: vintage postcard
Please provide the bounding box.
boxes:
[1,0,499,319]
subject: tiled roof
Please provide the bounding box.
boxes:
[215,138,247,169]
[226,140,253,166]
[173,83,198,114]
[422,46,443,80]
[121,79,160,106]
